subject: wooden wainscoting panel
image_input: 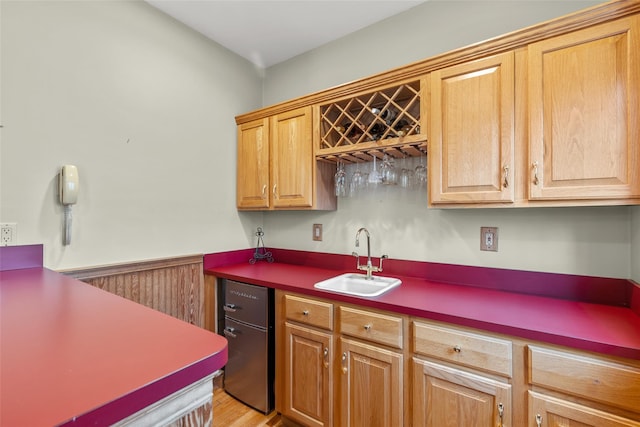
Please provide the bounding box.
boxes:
[204,274,218,333]
[62,255,205,327]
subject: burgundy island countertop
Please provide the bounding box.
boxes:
[205,248,640,360]
[0,246,228,427]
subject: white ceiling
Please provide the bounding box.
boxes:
[146,1,426,68]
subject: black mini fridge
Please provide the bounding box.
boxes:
[222,280,274,414]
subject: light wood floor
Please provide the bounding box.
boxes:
[213,388,282,427]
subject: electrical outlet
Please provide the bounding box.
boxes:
[480,226,498,252]
[1,223,17,246]
[313,224,323,241]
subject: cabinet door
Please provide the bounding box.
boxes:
[237,118,270,209]
[339,337,403,427]
[528,16,640,201]
[528,391,640,427]
[271,106,313,208]
[413,357,511,427]
[430,51,515,204]
[284,322,333,427]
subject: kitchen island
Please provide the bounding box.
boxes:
[0,245,228,426]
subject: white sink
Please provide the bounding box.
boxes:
[314,273,402,297]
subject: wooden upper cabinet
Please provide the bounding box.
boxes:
[236,106,335,210]
[237,117,270,209]
[271,107,314,209]
[528,15,640,201]
[430,51,515,204]
[235,2,640,209]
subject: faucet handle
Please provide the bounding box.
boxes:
[375,254,389,272]
[352,251,364,272]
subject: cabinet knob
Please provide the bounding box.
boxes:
[536,414,543,427]
[502,165,509,188]
[302,310,309,316]
[453,345,462,353]
[363,324,372,331]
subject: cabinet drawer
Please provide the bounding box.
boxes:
[528,346,640,413]
[413,321,512,377]
[284,295,333,331]
[339,306,403,349]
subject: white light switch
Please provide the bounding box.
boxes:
[313,224,323,241]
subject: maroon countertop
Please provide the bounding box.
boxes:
[0,247,228,427]
[205,248,640,360]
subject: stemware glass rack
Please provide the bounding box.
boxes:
[317,79,426,163]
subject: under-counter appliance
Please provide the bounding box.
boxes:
[222,280,274,414]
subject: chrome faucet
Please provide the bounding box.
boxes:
[352,227,388,280]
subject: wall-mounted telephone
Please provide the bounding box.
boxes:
[59,165,79,245]
[59,165,79,205]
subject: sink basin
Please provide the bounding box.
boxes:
[313,273,402,297]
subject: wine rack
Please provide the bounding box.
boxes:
[317,79,426,163]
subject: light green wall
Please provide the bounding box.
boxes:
[1,0,635,280]
[261,0,636,279]
[263,0,601,105]
[0,0,263,269]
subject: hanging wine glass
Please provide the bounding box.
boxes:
[349,163,365,197]
[399,167,415,188]
[415,156,427,187]
[380,154,397,185]
[368,155,382,185]
[334,161,347,197]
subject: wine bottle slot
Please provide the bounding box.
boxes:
[394,120,411,136]
[342,122,363,139]
[369,123,385,140]
[371,107,397,125]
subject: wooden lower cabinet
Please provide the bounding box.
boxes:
[412,357,511,427]
[528,391,640,427]
[283,322,333,427]
[526,345,640,427]
[277,292,640,427]
[339,337,404,427]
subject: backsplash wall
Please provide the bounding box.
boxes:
[264,191,632,279]
[633,207,640,282]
